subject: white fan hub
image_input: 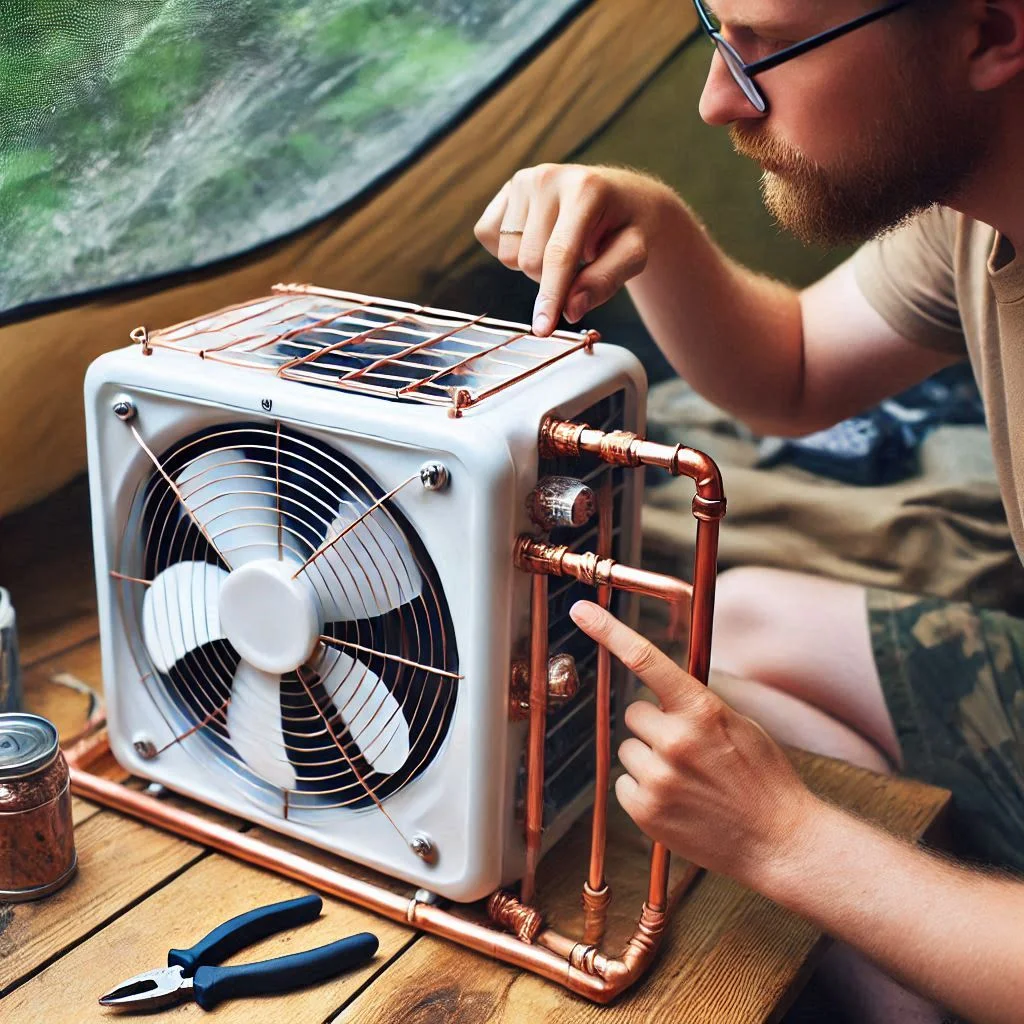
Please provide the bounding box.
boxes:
[218,559,320,674]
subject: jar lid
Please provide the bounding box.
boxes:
[0,713,59,779]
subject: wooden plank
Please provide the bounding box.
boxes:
[71,797,101,828]
[22,641,103,742]
[331,754,950,1024]
[1,855,417,1024]
[0,811,202,996]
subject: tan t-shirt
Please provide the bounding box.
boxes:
[854,206,1024,563]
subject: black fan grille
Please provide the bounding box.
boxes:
[115,422,459,814]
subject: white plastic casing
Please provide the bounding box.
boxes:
[85,336,645,901]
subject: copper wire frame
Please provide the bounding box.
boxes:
[138,283,598,418]
[69,416,724,1003]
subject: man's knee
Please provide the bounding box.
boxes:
[712,566,797,675]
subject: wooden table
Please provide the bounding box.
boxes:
[0,481,951,1023]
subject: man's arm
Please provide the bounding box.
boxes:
[629,201,960,434]
[766,800,1024,1024]
[475,165,959,436]
[569,601,1024,1024]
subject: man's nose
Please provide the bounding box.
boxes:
[698,50,767,126]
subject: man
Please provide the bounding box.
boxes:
[474,2,1024,1022]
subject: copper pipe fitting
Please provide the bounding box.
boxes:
[582,882,613,946]
[514,538,692,620]
[488,890,544,943]
[538,417,727,515]
[508,654,580,721]
[527,418,726,975]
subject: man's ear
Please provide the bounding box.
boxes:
[967,0,1024,92]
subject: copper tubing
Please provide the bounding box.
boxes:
[646,518,721,909]
[687,518,721,685]
[521,571,549,905]
[584,479,614,945]
[517,537,678,921]
[515,540,692,620]
[69,761,673,1003]
[539,418,727,509]
[528,420,726,943]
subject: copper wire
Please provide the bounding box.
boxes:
[129,425,233,569]
[292,471,421,579]
[295,665,410,844]
[319,635,462,681]
[145,288,594,413]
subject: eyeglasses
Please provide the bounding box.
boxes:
[692,0,910,113]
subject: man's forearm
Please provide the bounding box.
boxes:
[626,189,807,434]
[761,799,1024,1024]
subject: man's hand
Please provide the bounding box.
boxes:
[473,164,678,336]
[570,599,818,886]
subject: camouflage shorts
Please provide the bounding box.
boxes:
[868,589,1024,873]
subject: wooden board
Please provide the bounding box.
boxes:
[0,690,951,1022]
[2,855,418,1024]
[0,811,202,995]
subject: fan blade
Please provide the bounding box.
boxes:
[176,448,280,568]
[318,650,409,775]
[142,561,228,673]
[225,660,298,791]
[310,497,422,621]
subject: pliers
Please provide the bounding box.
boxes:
[98,894,378,1012]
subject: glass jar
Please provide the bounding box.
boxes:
[0,713,78,901]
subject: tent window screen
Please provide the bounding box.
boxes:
[0,0,584,315]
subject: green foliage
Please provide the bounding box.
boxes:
[0,0,576,309]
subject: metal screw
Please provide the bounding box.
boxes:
[414,888,443,906]
[410,833,437,862]
[133,737,157,760]
[419,462,449,492]
[144,782,168,798]
[112,396,136,422]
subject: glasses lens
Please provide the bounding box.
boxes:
[714,37,767,113]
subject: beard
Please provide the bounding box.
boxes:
[729,65,991,246]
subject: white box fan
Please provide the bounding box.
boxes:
[85,284,646,902]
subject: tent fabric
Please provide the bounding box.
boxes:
[0,0,584,316]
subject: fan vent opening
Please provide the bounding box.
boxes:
[117,422,459,815]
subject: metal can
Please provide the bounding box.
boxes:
[0,588,21,714]
[0,713,78,901]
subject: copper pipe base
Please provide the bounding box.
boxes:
[68,734,702,1003]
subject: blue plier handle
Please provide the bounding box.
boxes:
[99,894,378,1012]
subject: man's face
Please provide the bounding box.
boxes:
[700,1,992,246]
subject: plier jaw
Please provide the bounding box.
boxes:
[98,964,194,1011]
